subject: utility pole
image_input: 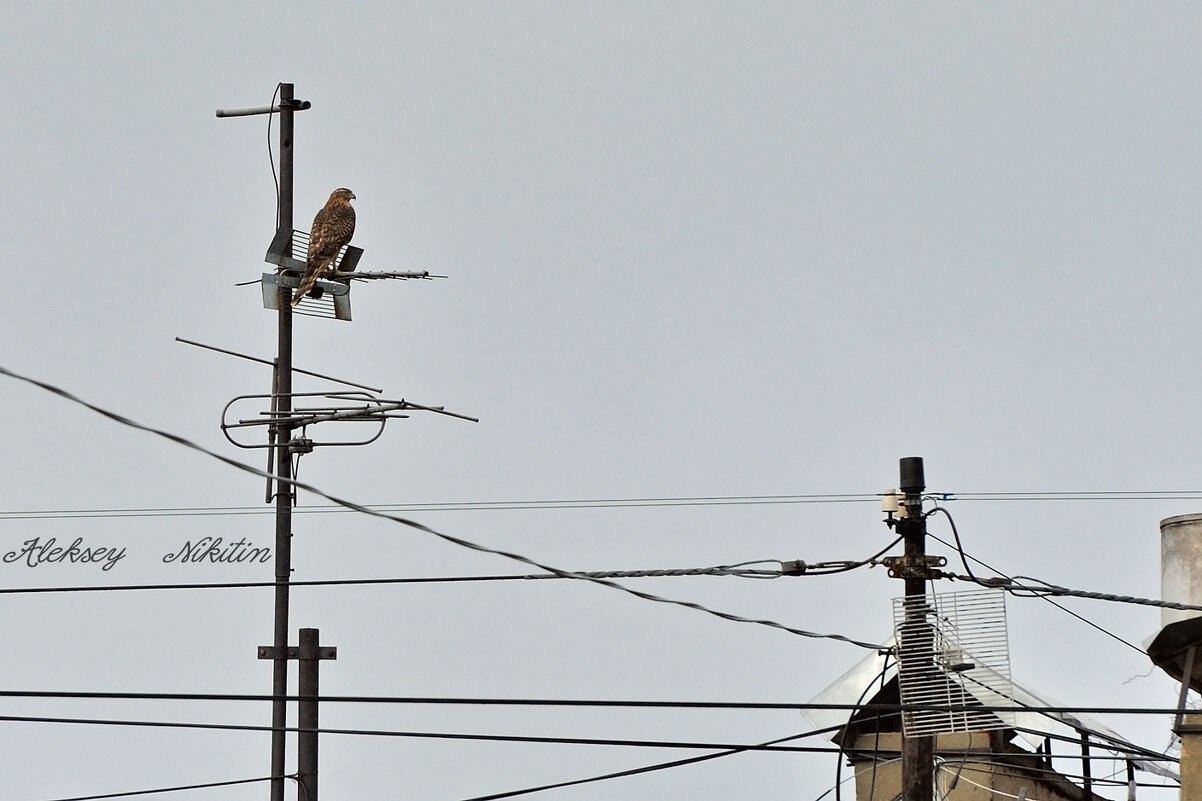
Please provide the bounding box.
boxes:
[298,628,337,801]
[896,456,934,801]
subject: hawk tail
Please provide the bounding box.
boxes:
[290,269,319,307]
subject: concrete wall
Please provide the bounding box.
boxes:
[849,731,1099,801]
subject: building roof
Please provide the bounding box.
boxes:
[803,636,1178,781]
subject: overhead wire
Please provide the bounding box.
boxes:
[1007,721,1178,766]
[936,765,1043,801]
[0,494,880,520]
[0,691,1189,717]
[0,712,848,752]
[810,758,903,801]
[267,82,280,232]
[923,528,1148,655]
[12,488,1202,520]
[35,775,282,801]
[949,668,1178,772]
[5,365,1185,796]
[936,755,1178,791]
[0,364,881,650]
[0,552,893,596]
[0,563,793,597]
[833,652,894,801]
[949,570,1202,615]
[453,729,824,801]
[947,490,1202,502]
[925,503,976,582]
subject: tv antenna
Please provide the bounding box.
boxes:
[210,82,473,801]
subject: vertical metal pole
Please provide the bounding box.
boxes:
[898,456,934,801]
[1176,646,1197,731]
[1178,647,1202,801]
[1079,730,1092,797]
[270,81,296,801]
[298,628,320,801]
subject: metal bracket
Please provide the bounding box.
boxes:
[258,645,338,660]
[881,554,947,580]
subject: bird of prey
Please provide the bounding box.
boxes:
[292,188,357,306]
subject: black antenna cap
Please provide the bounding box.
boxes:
[899,457,925,494]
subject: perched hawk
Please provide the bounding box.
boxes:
[291,188,357,306]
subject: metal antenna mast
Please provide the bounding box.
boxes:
[269,81,297,801]
[216,82,305,801]
[214,83,469,801]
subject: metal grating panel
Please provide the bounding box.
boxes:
[262,228,361,320]
[892,589,1014,737]
[261,273,351,321]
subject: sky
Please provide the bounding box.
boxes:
[1,3,1200,799]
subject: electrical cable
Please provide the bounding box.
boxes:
[947,490,1202,502]
[0,690,1190,717]
[21,487,1202,521]
[1007,722,1178,766]
[0,562,799,597]
[16,488,1202,522]
[797,536,902,576]
[808,762,903,801]
[0,364,881,650]
[0,689,861,706]
[926,504,976,582]
[949,570,1202,614]
[0,550,895,596]
[0,712,849,752]
[833,655,894,801]
[926,533,1147,656]
[452,729,820,801]
[937,766,1043,800]
[865,653,894,801]
[950,669,1178,769]
[0,494,882,520]
[934,753,1179,786]
[34,774,283,801]
[267,82,280,232]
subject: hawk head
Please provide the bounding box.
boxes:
[330,188,356,203]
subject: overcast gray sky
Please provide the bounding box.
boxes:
[1,3,1199,799]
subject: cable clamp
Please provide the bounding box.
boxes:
[880,554,947,580]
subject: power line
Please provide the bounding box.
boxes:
[35,775,281,801]
[938,754,1176,786]
[0,545,900,595]
[948,571,1202,614]
[0,562,798,596]
[454,730,821,801]
[0,494,880,520]
[924,531,1147,656]
[809,761,904,801]
[9,488,1202,521]
[0,695,1190,715]
[0,712,845,752]
[946,491,1202,502]
[0,364,881,650]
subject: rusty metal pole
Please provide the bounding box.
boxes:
[270,81,297,801]
[1176,646,1202,801]
[298,628,320,801]
[897,456,934,801]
